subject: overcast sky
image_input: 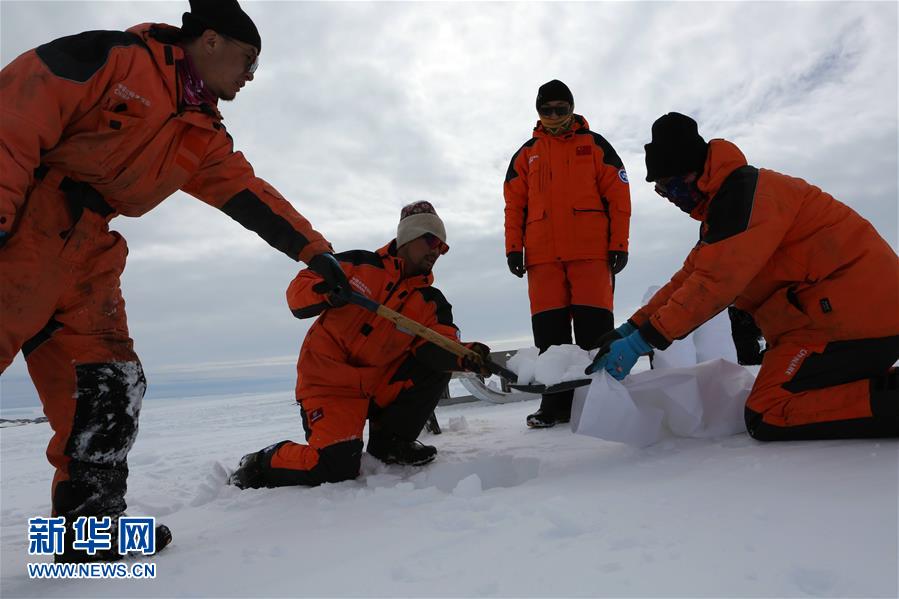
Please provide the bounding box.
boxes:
[1,1,897,408]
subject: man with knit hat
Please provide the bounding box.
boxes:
[587,112,898,441]
[0,0,349,560]
[229,202,493,488]
[504,79,632,428]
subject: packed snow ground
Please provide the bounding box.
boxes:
[1,389,897,598]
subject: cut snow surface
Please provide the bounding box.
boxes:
[1,392,897,597]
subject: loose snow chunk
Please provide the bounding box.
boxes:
[452,473,483,498]
[508,345,592,386]
[447,416,469,432]
[506,347,539,383]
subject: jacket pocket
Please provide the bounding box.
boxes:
[571,207,609,256]
[524,206,549,255]
[752,287,812,345]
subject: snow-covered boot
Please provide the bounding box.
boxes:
[526,408,571,429]
[366,434,437,466]
[55,518,172,563]
[228,450,266,489]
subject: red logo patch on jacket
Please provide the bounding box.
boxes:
[576,145,591,156]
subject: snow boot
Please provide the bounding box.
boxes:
[55,518,172,563]
[526,408,571,429]
[228,450,266,489]
[366,434,437,466]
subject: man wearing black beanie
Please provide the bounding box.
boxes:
[0,0,350,561]
[587,112,898,442]
[504,80,632,428]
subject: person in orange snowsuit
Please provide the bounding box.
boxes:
[229,202,492,488]
[587,112,898,440]
[504,80,631,428]
[0,0,350,561]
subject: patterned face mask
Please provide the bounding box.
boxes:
[655,175,704,213]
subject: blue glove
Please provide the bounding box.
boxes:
[614,321,637,338]
[590,321,637,351]
[585,330,652,380]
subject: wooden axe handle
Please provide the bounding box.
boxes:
[350,292,477,359]
[349,292,519,382]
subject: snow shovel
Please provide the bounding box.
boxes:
[348,292,519,382]
[507,378,594,394]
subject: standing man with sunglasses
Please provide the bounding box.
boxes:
[504,79,631,428]
[587,112,898,441]
[230,202,493,489]
[0,0,350,561]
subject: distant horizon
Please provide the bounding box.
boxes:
[2,1,896,416]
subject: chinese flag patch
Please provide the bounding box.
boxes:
[576,145,591,156]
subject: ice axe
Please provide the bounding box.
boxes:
[348,292,518,381]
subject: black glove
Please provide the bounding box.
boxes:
[608,251,628,275]
[590,322,636,357]
[728,306,764,365]
[461,342,492,376]
[308,252,351,307]
[507,252,525,278]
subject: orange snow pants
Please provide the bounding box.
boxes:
[745,336,898,440]
[526,259,613,315]
[0,171,145,519]
[249,355,449,487]
[526,259,616,416]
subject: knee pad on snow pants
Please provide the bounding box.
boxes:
[372,358,451,441]
[53,361,146,519]
[256,439,364,488]
[745,337,899,441]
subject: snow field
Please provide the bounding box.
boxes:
[2,391,896,597]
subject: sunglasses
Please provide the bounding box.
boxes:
[538,104,571,117]
[222,35,259,75]
[422,233,449,255]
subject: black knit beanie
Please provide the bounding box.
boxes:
[182,0,261,53]
[644,112,708,181]
[536,80,574,109]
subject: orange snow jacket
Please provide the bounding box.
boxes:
[631,139,899,349]
[288,241,465,406]
[504,115,631,266]
[0,23,330,262]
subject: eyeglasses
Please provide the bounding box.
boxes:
[538,104,571,117]
[654,175,692,199]
[221,35,259,75]
[422,233,449,255]
[654,178,677,198]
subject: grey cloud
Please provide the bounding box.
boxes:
[1,1,895,409]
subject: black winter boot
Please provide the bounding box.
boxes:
[526,408,571,429]
[366,434,437,466]
[228,450,267,489]
[55,516,172,563]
